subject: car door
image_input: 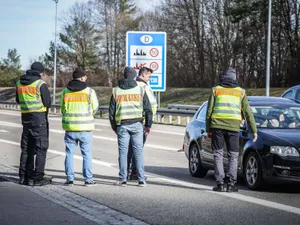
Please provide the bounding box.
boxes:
[196,103,214,166]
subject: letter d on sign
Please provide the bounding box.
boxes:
[140,35,153,44]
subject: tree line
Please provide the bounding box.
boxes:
[1,0,300,88]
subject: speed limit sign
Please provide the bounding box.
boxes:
[150,48,159,57]
[150,62,159,71]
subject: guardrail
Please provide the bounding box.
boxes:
[167,104,199,112]
[0,101,199,126]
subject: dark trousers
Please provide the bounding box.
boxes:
[127,128,147,174]
[19,122,49,180]
[211,129,239,185]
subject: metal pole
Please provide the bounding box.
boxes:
[266,0,272,96]
[53,0,58,104]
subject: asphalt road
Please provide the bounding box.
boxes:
[1,109,300,225]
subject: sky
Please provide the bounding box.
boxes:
[0,0,160,70]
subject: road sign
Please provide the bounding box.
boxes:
[126,31,167,92]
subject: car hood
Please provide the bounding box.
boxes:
[258,129,300,148]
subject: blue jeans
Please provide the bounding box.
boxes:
[64,131,93,182]
[117,122,145,182]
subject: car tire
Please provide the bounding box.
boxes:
[189,143,208,178]
[243,152,265,190]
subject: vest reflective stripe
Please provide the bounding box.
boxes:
[136,81,158,116]
[63,113,93,117]
[113,86,144,123]
[62,87,94,131]
[211,86,244,120]
[62,120,94,124]
[214,103,241,108]
[17,80,47,113]
[213,110,241,115]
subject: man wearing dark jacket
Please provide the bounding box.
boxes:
[109,67,153,187]
[206,67,257,192]
[127,67,157,180]
[16,62,51,186]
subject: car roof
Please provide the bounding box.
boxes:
[285,85,300,91]
[248,96,300,107]
[281,85,300,96]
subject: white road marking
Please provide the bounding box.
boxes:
[151,130,183,136]
[0,129,9,133]
[0,121,180,152]
[1,138,300,216]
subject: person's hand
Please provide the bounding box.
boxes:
[207,132,212,139]
[253,132,258,142]
[270,119,279,127]
[289,122,296,128]
[145,127,150,136]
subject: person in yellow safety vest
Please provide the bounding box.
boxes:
[127,67,158,180]
[206,67,258,192]
[60,68,99,187]
[109,67,153,187]
[16,62,51,186]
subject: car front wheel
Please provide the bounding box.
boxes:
[189,143,208,178]
[243,152,265,190]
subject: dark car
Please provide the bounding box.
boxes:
[281,85,300,101]
[183,96,300,190]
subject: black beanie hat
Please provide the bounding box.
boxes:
[73,68,86,79]
[31,62,45,73]
[123,67,137,80]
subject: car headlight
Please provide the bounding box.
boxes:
[270,146,300,157]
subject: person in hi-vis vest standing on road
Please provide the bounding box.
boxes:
[16,62,51,186]
[60,68,99,186]
[206,67,257,192]
[127,67,158,180]
[109,67,153,187]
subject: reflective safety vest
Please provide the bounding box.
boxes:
[136,81,158,116]
[17,79,47,114]
[113,85,144,124]
[61,87,97,131]
[211,86,245,121]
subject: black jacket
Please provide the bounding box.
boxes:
[16,70,51,127]
[109,79,153,132]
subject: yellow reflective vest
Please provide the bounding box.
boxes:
[136,81,157,116]
[60,87,99,131]
[211,86,245,121]
[113,85,144,124]
[17,79,47,114]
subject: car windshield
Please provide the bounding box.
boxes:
[250,105,300,129]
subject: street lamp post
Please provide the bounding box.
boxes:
[266,0,272,96]
[53,0,58,104]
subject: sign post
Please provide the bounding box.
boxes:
[126,31,167,98]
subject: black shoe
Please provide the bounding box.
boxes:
[84,180,96,187]
[227,184,238,192]
[34,179,52,186]
[28,179,34,186]
[19,176,27,185]
[212,184,226,192]
[64,180,74,186]
[114,180,127,187]
[138,181,147,187]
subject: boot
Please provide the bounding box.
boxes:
[212,184,226,192]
